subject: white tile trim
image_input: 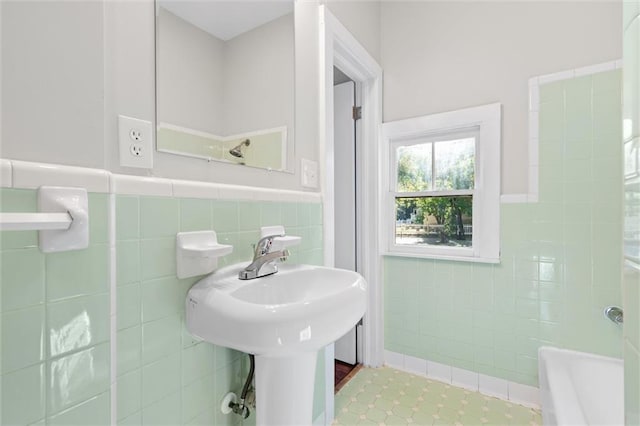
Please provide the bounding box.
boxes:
[111,174,173,197]
[500,194,529,204]
[451,366,479,391]
[172,179,221,200]
[11,160,110,193]
[384,349,404,370]
[479,374,509,400]
[0,159,12,188]
[404,355,427,376]
[1,158,321,203]
[521,59,623,205]
[383,350,540,409]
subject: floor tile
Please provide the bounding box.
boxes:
[333,367,541,426]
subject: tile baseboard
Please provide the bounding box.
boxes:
[383,350,540,409]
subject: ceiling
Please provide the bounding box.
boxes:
[159,1,294,41]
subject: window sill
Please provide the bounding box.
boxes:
[382,251,500,264]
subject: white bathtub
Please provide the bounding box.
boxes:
[538,346,623,425]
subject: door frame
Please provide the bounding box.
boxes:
[319,5,383,423]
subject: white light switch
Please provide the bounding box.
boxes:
[301,158,319,189]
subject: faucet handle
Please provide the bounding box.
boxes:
[255,233,285,256]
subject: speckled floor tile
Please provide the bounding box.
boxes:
[333,367,541,426]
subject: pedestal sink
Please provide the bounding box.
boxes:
[185,263,367,426]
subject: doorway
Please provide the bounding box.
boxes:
[319,6,384,423]
[333,68,363,390]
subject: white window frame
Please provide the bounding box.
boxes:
[381,103,502,263]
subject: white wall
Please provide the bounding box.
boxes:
[1,0,319,191]
[324,1,381,63]
[223,13,294,139]
[380,1,622,194]
[157,8,225,136]
[1,1,105,169]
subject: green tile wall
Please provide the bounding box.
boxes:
[0,187,324,425]
[384,69,623,387]
[115,195,324,426]
[624,1,640,424]
[0,189,111,426]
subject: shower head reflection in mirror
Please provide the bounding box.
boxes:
[229,139,251,158]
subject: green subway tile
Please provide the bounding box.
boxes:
[213,358,244,426]
[1,248,45,312]
[1,305,45,373]
[88,193,109,244]
[280,203,298,227]
[142,315,181,365]
[47,343,110,415]
[141,277,182,323]
[45,244,109,302]
[538,282,564,303]
[117,240,140,286]
[308,226,323,250]
[235,231,260,262]
[214,345,242,371]
[237,201,260,231]
[117,326,141,376]
[117,370,142,420]
[181,374,215,424]
[309,203,323,225]
[594,92,623,138]
[539,99,564,142]
[564,100,593,142]
[182,343,215,385]
[141,353,180,407]
[182,322,203,349]
[140,238,175,280]
[1,363,45,425]
[116,195,139,241]
[539,80,564,103]
[259,202,281,227]
[47,392,110,426]
[47,293,110,358]
[493,350,517,371]
[118,282,141,330]
[0,189,38,250]
[180,198,212,232]
[540,301,564,322]
[296,203,311,227]
[211,200,238,233]
[142,390,181,426]
[186,407,215,426]
[118,411,142,426]
[593,70,622,96]
[140,197,179,239]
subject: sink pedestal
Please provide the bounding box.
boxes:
[255,352,318,426]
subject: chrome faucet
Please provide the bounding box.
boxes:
[238,234,290,280]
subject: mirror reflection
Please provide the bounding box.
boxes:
[156,1,295,171]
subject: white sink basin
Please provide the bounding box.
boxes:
[186,262,367,425]
[185,263,367,356]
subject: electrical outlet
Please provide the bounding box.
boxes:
[118,115,153,169]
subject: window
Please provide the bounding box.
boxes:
[382,103,501,262]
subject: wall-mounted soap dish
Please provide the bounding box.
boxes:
[176,231,233,279]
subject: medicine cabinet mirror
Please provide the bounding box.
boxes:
[155,0,295,172]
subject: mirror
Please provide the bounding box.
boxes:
[155,1,295,172]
